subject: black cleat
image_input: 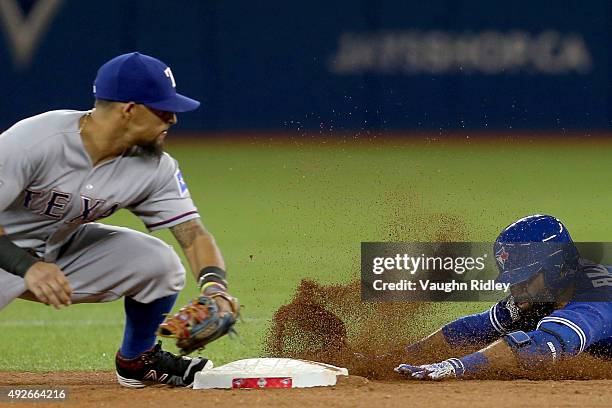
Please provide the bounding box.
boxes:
[115,341,213,388]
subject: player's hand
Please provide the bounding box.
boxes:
[213,295,234,317]
[395,363,427,378]
[395,360,458,380]
[201,283,238,319]
[24,262,73,309]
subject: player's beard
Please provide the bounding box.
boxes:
[512,285,556,308]
[135,137,165,158]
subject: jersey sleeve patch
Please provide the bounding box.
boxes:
[175,169,189,197]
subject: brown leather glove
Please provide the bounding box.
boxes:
[157,283,239,355]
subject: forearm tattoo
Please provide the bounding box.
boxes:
[170,219,205,249]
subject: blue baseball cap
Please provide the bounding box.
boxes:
[93,52,200,113]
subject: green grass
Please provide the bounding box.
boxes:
[2,137,612,371]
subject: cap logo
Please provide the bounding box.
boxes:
[496,246,510,268]
[164,67,176,88]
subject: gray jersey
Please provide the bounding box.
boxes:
[0,110,199,262]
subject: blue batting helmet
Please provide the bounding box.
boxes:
[493,215,579,290]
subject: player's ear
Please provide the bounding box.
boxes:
[121,102,137,119]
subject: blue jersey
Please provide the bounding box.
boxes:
[442,260,612,359]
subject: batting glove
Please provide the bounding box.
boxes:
[395,352,489,380]
[395,359,461,380]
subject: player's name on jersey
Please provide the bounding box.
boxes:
[371,279,511,293]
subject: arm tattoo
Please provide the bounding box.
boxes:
[170,219,205,249]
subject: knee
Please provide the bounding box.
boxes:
[135,238,186,293]
[151,241,185,283]
[151,241,184,276]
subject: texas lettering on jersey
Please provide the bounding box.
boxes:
[23,188,120,223]
[0,110,201,263]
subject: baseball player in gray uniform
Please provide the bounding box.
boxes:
[0,52,235,387]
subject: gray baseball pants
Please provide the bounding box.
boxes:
[0,223,185,309]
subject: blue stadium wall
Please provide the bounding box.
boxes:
[0,0,610,132]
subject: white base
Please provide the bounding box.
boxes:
[193,358,348,389]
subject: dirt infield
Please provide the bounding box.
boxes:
[0,371,610,408]
[0,372,612,408]
[4,288,610,408]
[265,279,612,381]
[2,278,611,407]
[4,220,609,407]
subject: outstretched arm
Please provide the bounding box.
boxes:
[397,301,612,380]
[170,218,225,283]
[170,218,235,316]
[403,330,464,365]
[397,332,533,380]
[159,218,238,355]
[404,297,523,364]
